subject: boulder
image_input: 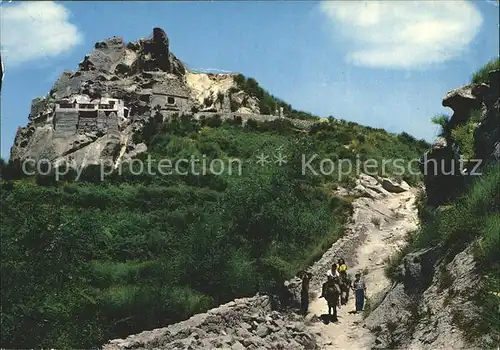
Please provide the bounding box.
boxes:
[0,52,3,92]
[231,341,245,350]
[401,247,438,292]
[381,178,410,193]
[352,184,381,199]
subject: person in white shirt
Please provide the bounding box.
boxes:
[326,263,340,278]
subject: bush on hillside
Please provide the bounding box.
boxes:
[230,73,319,121]
[431,114,451,138]
[471,58,500,85]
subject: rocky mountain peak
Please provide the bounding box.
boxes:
[8,28,274,169]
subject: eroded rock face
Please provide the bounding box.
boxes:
[442,83,487,132]
[9,28,191,169]
[336,173,403,200]
[374,69,500,349]
[421,69,499,206]
[365,245,487,349]
[474,69,500,165]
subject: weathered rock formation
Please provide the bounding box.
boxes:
[8,28,296,169]
[474,69,500,164]
[364,242,493,349]
[335,173,408,201]
[420,68,499,206]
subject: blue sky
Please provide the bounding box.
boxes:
[1,0,498,159]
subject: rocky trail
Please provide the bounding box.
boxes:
[104,177,419,349]
[307,187,418,349]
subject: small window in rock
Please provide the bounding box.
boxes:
[167,96,175,105]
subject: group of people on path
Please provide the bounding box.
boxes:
[319,258,367,320]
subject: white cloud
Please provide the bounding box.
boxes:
[0,1,82,68]
[319,0,483,69]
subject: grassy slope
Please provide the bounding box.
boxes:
[1,101,428,347]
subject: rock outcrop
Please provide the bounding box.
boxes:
[8,28,295,169]
[364,244,489,349]
[380,178,410,194]
[336,173,407,200]
[474,69,500,164]
[421,68,499,206]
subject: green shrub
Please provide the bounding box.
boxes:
[431,114,451,138]
[472,58,500,84]
[450,109,483,160]
[245,119,259,130]
[203,115,222,128]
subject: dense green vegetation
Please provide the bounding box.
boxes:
[431,109,483,160]
[450,109,483,160]
[1,112,428,347]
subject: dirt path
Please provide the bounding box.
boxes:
[307,189,419,349]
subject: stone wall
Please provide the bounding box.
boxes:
[191,112,317,130]
[52,98,124,136]
[54,110,78,134]
[151,94,190,113]
[103,295,318,350]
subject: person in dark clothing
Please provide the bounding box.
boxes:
[321,275,341,321]
[299,271,313,315]
[352,272,366,312]
[339,272,351,305]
